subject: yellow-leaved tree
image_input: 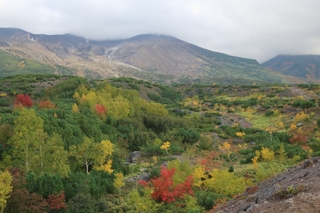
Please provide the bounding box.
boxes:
[95,140,114,174]
[113,172,125,204]
[160,141,170,155]
[0,170,12,213]
[69,138,114,174]
[144,101,168,116]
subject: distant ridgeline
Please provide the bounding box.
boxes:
[0,27,315,84]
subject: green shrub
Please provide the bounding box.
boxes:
[195,191,223,210]
[265,110,274,116]
[175,128,200,144]
[292,100,315,109]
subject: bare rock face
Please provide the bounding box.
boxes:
[212,157,320,213]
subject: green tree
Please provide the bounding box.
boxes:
[8,108,46,173]
[41,134,70,177]
[9,109,70,176]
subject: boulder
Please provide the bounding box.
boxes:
[126,151,141,163]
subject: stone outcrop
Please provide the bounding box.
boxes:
[212,157,320,213]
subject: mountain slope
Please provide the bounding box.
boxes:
[0,48,56,77]
[262,55,320,80]
[0,28,311,84]
[213,157,320,213]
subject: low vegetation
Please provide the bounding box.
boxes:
[0,75,319,212]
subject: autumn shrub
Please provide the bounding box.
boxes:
[46,191,67,211]
[140,166,194,203]
[14,94,32,108]
[38,100,55,109]
[289,134,308,145]
[204,169,249,197]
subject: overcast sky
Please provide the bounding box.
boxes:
[1,0,320,63]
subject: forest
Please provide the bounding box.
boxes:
[0,74,319,213]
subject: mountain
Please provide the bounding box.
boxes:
[262,55,320,80]
[0,27,311,84]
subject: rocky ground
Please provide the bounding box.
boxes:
[211,157,320,213]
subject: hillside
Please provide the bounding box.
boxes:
[1,74,320,212]
[0,48,56,77]
[0,28,311,84]
[262,55,320,80]
[214,157,320,213]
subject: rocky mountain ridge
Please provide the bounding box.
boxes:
[0,27,306,84]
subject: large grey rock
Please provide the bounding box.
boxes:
[126,151,141,163]
[126,172,151,183]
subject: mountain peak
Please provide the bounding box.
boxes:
[126,34,178,42]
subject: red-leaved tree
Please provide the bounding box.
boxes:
[47,191,67,211]
[95,104,106,116]
[139,166,193,203]
[14,94,33,108]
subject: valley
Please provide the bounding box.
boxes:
[0,74,320,212]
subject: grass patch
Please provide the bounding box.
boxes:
[236,111,285,130]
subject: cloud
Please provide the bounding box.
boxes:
[1,0,320,62]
